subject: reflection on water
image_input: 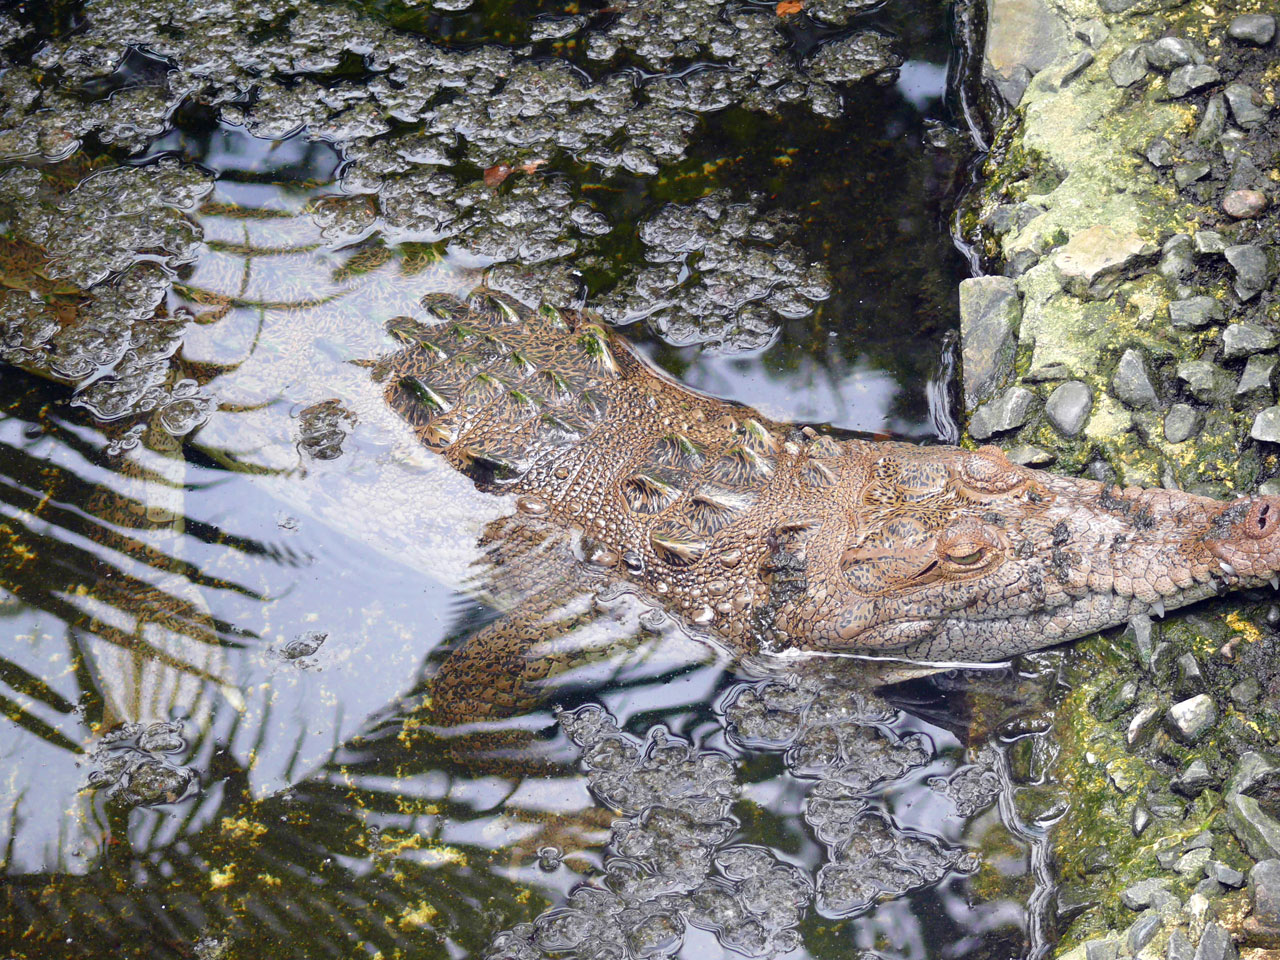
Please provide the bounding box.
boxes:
[0,0,1054,957]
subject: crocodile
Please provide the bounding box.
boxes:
[379,290,1280,679]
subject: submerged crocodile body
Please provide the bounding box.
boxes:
[380,292,1280,665]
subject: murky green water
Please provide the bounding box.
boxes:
[1,0,1060,957]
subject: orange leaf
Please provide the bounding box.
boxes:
[776,0,803,15]
[483,163,513,187]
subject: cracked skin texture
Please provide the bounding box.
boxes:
[378,291,1280,708]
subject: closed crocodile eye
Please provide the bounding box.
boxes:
[947,548,985,565]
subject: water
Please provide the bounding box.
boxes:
[0,0,1058,957]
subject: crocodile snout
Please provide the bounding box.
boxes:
[1206,496,1280,582]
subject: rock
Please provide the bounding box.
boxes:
[1225,244,1270,301]
[1176,162,1211,188]
[1176,361,1229,404]
[1167,65,1220,98]
[1146,138,1175,168]
[1184,830,1213,851]
[1222,189,1268,220]
[1123,878,1173,910]
[1126,613,1155,664]
[1193,921,1238,960]
[1166,694,1216,744]
[1196,877,1226,900]
[1176,846,1213,877]
[1228,752,1280,796]
[1230,677,1261,706]
[1169,296,1225,329]
[1005,443,1054,466]
[1046,381,1093,436]
[1132,803,1152,837]
[1227,154,1266,193]
[1194,96,1227,146]
[1075,20,1109,48]
[1057,51,1095,89]
[1174,653,1205,697]
[969,386,1037,440]
[960,276,1022,409]
[1245,859,1280,947]
[983,0,1069,105]
[1129,912,1163,955]
[1227,14,1276,45]
[1206,861,1245,888]
[1168,929,1194,960]
[1251,406,1280,443]
[1237,355,1275,401]
[1164,404,1202,444]
[1193,231,1227,256]
[1115,348,1160,408]
[1172,760,1215,798]
[1160,233,1196,280]
[1223,322,1278,359]
[1226,793,1280,861]
[1128,703,1164,747]
[1085,938,1120,960]
[1146,37,1201,71]
[1110,45,1149,87]
[1055,225,1156,298]
[1223,83,1271,128]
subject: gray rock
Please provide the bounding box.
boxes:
[1193,921,1238,960]
[1164,404,1202,444]
[1167,65,1220,98]
[1176,846,1214,877]
[1193,231,1227,255]
[1167,694,1216,744]
[1146,138,1176,168]
[1224,83,1271,128]
[1251,859,1280,929]
[1176,162,1212,187]
[960,276,1022,410]
[983,0,1068,105]
[1172,760,1215,798]
[1098,0,1139,12]
[1054,225,1156,298]
[1058,50,1095,88]
[1126,613,1155,664]
[1237,355,1275,401]
[1261,479,1280,496]
[1046,380,1093,436]
[1157,846,1184,870]
[1176,360,1230,403]
[1123,878,1173,910]
[1146,37,1201,71]
[1129,912,1163,955]
[1183,830,1213,851]
[1128,703,1164,747]
[1207,861,1245,888]
[1230,677,1261,706]
[1132,803,1152,837]
[969,386,1037,440]
[1225,244,1270,301]
[1196,877,1227,899]
[1227,153,1266,193]
[1228,752,1280,796]
[1076,20,1110,48]
[1227,13,1276,45]
[1175,652,1205,696]
[1168,929,1195,960]
[1110,45,1149,87]
[1226,793,1280,860]
[1223,322,1278,359]
[1086,938,1120,960]
[1251,406,1280,443]
[1114,348,1160,408]
[1005,443,1054,466]
[1169,296,1224,329]
[1159,233,1196,280]
[1194,95,1227,146]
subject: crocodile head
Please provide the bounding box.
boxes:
[770,443,1280,662]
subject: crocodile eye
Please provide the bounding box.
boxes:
[947,548,985,565]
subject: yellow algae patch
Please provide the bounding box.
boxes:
[209,865,237,889]
[220,817,268,841]
[418,844,467,868]
[1225,611,1263,646]
[397,902,439,929]
[256,873,282,887]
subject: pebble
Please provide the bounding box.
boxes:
[1176,162,1212,187]
[1223,322,1278,359]
[1251,406,1280,443]
[1176,846,1213,878]
[1132,804,1152,837]
[1246,859,1280,947]
[1169,296,1224,329]
[1206,861,1245,888]
[1085,938,1120,960]
[1146,37,1200,71]
[1046,381,1093,436]
[1167,64,1219,98]
[1227,13,1276,45]
[1196,877,1227,900]
[1128,912,1163,955]
[1172,759,1215,797]
[1225,754,1280,860]
[1236,355,1275,400]
[1167,694,1216,744]
[1075,19,1110,48]
[960,276,1021,409]
[1230,677,1260,706]
[968,386,1037,440]
[1194,921,1239,960]
[1222,189,1268,220]
[1005,443,1055,466]
[1193,231,1227,255]
[1110,45,1149,87]
[1145,138,1175,167]
[1164,404,1202,444]
[1160,233,1196,280]
[1223,83,1270,128]
[1194,95,1227,146]
[1225,244,1270,301]
[1114,348,1160,409]
[1167,929,1194,960]
[1176,360,1230,404]
[1128,703,1164,747]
